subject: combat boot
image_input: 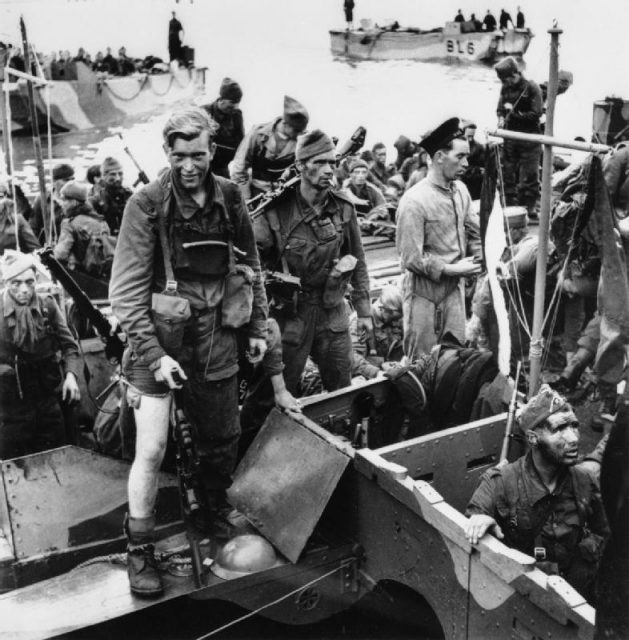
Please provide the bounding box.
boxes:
[124,514,163,597]
[552,347,595,392]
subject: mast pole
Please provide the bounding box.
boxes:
[20,16,50,244]
[528,24,562,395]
[0,49,11,174]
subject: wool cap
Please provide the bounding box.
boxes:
[517,384,577,432]
[503,205,528,228]
[0,250,35,282]
[60,180,89,203]
[283,95,309,131]
[101,157,123,174]
[419,117,464,157]
[52,163,74,181]
[219,77,243,102]
[295,129,335,162]
[349,158,369,172]
[494,55,519,79]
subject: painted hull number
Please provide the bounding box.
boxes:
[446,40,475,55]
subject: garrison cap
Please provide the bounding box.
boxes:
[295,129,335,162]
[419,117,464,157]
[60,180,89,203]
[52,163,74,181]
[503,205,528,228]
[100,156,122,174]
[219,77,243,102]
[0,250,35,282]
[517,384,577,432]
[494,56,519,79]
[283,95,309,131]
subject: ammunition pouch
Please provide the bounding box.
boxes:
[322,255,357,309]
[151,287,191,357]
[222,263,254,329]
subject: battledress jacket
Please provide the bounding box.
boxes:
[109,170,267,369]
[497,76,543,134]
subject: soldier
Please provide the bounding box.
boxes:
[369,142,395,191]
[230,95,309,200]
[396,117,481,360]
[109,106,268,597]
[495,56,543,217]
[465,385,609,600]
[202,78,245,179]
[342,158,387,219]
[253,129,372,395]
[89,157,133,234]
[460,120,486,200]
[30,163,74,242]
[0,178,40,255]
[0,251,81,459]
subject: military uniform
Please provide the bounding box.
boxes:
[89,183,133,235]
[466,451,609,597]
[0,198,40,255]
[205,100,245,179]
[254,187,370,394]
[0,289,81,458]
[603,142,629,217]
[344,181,386,217]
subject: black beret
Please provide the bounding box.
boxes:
[419,118,464,157]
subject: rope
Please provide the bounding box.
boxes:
[148,74,175,97]
[193,564,344,640]
[3,58,20,250]
[102,74,149,102]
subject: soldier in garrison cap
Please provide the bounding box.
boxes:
[465,385,609,601]
[396,117,482,360]
[252,129,372,395]
[495,56,543,217]
[230,95,309,200]
[202,78,245,179]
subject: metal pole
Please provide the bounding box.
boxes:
[488,128,610,154]
[528,25,562,395]
[0,49,12,174]
[20,16,49,243]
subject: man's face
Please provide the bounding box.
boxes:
[103,167,123,189]
[166,131,215,193]
[60,194,80,215]
[350,167,369,186]
[376,300,402,324]
[502,72,521,88]
[299,151,335,191]
[374,148,387,165]
[218,99,239,114]
[281,120,305,141]
[436,139,469,181]
[532,411,580,467]
[8,269,36,306]
[53,177,72,195]
[464,126,476,142]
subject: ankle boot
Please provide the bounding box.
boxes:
[555,347,595,391]
[124,514,164,597]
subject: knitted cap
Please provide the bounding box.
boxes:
[518,384,576,431]
[101,157,123,174]
[349,158,369,172]
[295,129,335,162]
[60,180,89,203]
[283,95,309,131]
[52,163,74,181]
[0,250,35,282]
[494,56,519,79]
[219,77,243,102]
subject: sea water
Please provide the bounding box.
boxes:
[1,0,627,188]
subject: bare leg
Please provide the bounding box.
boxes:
[128,394,171,518]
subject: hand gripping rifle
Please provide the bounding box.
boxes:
[117,133,150,187]
[249,125,367,220]
[38,247,125,363]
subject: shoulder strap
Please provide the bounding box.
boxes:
[154,194,178,293]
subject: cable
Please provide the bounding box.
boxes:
[193,565,344,640]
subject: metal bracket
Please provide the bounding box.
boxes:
[340,557,360,594]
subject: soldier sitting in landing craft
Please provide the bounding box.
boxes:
[465,385,609,601]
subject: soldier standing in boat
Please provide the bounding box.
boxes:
[252,129,372,395]
[202,78,245,179]
[230,95,309,200]
[495,56,543,218]
[110,106,268,597]
[88,157,132,235]
[396,118,481,360]
[343,0,355,30]
[0,251,81,459]
[168,11,184,65]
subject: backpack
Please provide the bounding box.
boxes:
[83,230,116,277]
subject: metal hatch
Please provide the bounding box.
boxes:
[228,409,350,563]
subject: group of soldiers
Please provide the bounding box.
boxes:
[0,55,618,604]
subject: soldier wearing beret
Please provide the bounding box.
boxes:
[0,251,81,459]
[396,117,482,360]
[202,78,245,179]
[89,157,132,234]
[495,56,543,217]
[465,385,609,600]
[231,95,309,200]
[253,129,372,394]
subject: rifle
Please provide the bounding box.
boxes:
[38,247,125,363]
[171,376,205,587]
[500,360,522,463]
[117,133,150,187]
[249,125,367,220]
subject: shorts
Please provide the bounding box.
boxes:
[122,348,170,397]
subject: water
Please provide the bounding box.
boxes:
[1,0,628,191]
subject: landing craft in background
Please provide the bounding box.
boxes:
[330,20,533,63]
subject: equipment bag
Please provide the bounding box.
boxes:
[83,230,116,277]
